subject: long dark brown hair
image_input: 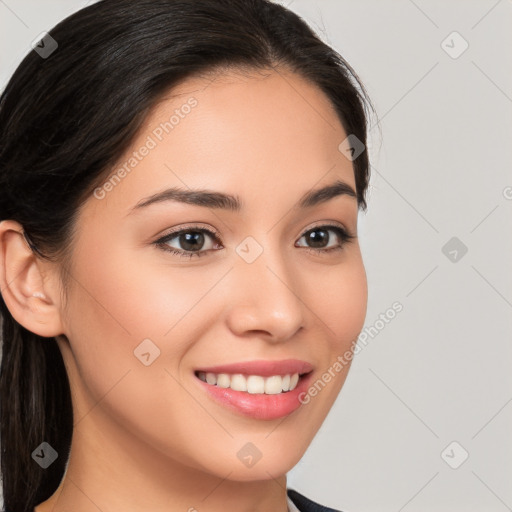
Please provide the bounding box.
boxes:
[0,0,373,509]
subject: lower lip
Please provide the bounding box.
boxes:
[195,372,313,420]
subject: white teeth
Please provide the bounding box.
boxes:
[230,374,247,392]
[196,371,302,394]
[282,374,290,392]
[247,375,265,394]
[205,372,217,385]
[217,373,230,388]
[264,375,283,395]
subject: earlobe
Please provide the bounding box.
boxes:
[0,220,65,338]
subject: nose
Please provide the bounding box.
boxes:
[224,244,306,343]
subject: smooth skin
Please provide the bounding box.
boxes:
[0,67,367,512]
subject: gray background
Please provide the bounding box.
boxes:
[1,0,511,510]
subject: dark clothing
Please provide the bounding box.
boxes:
[287,488,343,512]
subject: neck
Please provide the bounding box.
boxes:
[34,410,290,512]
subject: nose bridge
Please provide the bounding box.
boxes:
[225,234,305,340]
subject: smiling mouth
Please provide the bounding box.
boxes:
[194,370,312,395]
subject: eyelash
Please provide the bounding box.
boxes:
[154,224,355,260]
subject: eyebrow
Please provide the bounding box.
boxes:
[129,179,357,214]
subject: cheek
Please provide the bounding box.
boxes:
[66,239,222,346]
[61,238,229,424]
[307,254,368,349]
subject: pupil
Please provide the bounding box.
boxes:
[181,232,204,251]
[308,229,328,248]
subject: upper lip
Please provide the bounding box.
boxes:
[195,359,314,377]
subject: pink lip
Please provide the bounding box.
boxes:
[195,359,314,377]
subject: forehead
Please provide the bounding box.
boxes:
[86,67,355,218]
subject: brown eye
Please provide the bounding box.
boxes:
[155,226,221,258]
[295,225,354,254]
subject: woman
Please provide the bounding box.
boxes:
[0,0,373,510]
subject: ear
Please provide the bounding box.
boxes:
[0,220,65,338]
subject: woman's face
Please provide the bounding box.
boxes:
[56,68,367,481]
